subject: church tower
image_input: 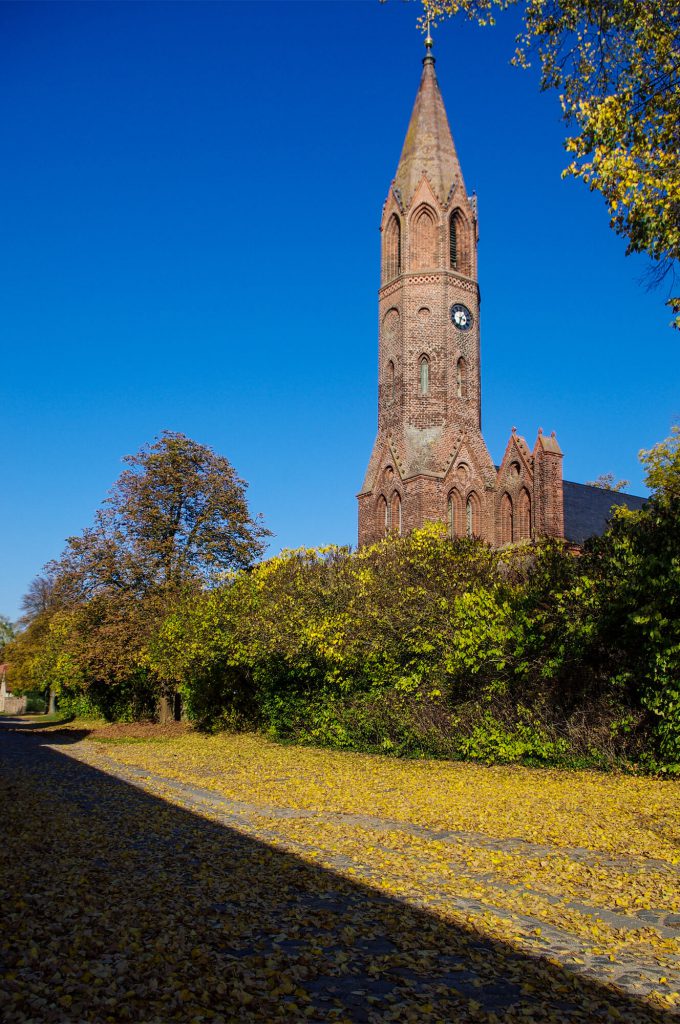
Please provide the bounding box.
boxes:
[358,35,565,547]
[358,34,497,545]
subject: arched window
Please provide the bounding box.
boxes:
[500,493,513,545]
[466,492,480,538]
[419,355,430,395]
[383,215,401,282]
[391,491,402,536]
[386,360,395,401]
[518,488,531,540]
[378,495,389,536]
[449,211,457,269]
[449,208,471,276]
[412,205,437,270]
[456,357,466,399]
[447,489,463,539]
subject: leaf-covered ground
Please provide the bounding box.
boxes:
[1,721,679,1023]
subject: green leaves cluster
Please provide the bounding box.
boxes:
[587,426,680,761]
[144,430,679,768]
[147,531,595,761]
[143,477,672,766]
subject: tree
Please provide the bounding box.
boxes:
[0,615,15,652]
[9,432,270,721]
[585,473,630,491]
[52,431,270,603]
[415,0,680,326]
[585,425,680,760]
[19,574,59,624]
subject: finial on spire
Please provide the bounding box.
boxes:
[423,12,435,65]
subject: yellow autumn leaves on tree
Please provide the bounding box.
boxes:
[419,0,680,326]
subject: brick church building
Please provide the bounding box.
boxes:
[358,37,644,547]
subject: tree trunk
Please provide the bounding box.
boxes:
[47,689,57,715]
[157,695,172,724]
[158,691,182,724]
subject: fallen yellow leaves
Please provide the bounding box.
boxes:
[0,722,678,1022]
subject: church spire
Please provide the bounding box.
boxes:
[392,34,466,208]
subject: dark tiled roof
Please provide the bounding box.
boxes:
[563,481,647,545]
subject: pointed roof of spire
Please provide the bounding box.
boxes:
[393,41,466,208]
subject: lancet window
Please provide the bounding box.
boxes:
[518,488,532,540]
[449,208,471,276]
[387,360,395,401]
[412,205,437,269]
[456,357,466,398]
[447,489,462,539]
[391,492,402,536]
[383,215,401,282]
[378,495,389,536]
[466,493,479,538]
[449,211,457,269]
[419,355,430,396]
[500,493,513,545]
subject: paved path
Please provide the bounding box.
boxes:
[1,724,678,1023]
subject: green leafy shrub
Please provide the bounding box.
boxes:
[14,429,680,771]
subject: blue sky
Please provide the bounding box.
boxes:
[1,0,678,622]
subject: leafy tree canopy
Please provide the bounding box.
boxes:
[584,473,630,491]
[5,433,270,705]
[640,421,680,504]
[415,0,680,326]
[19,575,58,624]
[50,431,271,604]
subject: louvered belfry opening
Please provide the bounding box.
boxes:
[449,211,457,269]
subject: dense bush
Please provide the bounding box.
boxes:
[7,429,680,770]
[146,513,676,768]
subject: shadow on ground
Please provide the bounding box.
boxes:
[0,726,673,1023]
[0,715,80,735]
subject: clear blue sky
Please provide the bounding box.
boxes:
[2,0,678,622]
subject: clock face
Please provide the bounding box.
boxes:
[451,303,473,331]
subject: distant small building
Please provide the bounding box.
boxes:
[358,38,645,547]
[0,664,27,716]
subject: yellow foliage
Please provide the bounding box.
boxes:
[4,722,676,1019]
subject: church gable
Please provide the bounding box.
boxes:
[497,430,534,489]
[408,175,442,214]
[496,432,535,544]
[358,440,407,546]
[360,432,410,496]
[439,435,493,540]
